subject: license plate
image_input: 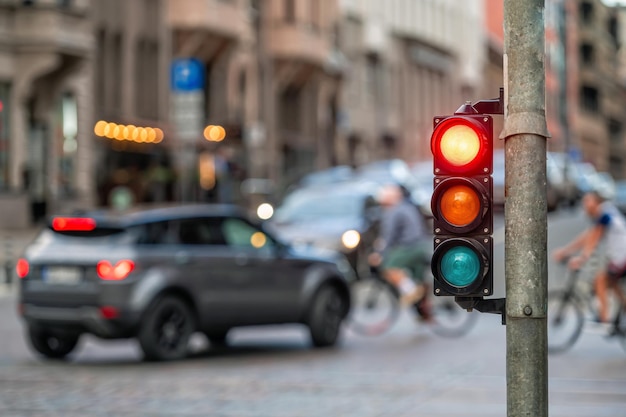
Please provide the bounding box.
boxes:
[44,267,82,285]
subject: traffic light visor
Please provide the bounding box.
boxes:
[431,116,492,175]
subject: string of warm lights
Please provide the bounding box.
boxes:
[203,125,226,142]
[94,120,164,143]
[95,120,228,143]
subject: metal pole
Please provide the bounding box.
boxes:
[502,1,550,416]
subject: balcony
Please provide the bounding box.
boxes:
[166,0,249,41]
[9,4,93,56]
[268,24,330,68]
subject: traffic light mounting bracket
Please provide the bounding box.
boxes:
[456,88,505,116]
[456,296,507,325]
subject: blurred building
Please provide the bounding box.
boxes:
[167,0,343,195]
[568,0,626,178]
[336,0,488,166]
[4,0,626,227]
[0,0,343,223]
[92,0,171,206]
[0,0,95,227]
[485,0,626,181]
[482,0,505,150]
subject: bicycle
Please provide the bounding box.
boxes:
[547,258,626,353]
[348,264,479,338]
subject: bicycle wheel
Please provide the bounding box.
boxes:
[615,312,626,353]
[547,289,585,353]
[426,297,479,338]
[348,277,400,336]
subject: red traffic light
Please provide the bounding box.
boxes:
[431,115,493,176]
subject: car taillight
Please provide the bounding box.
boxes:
[52,217,97,232]
[99,306,120,319]
[15,258,29,278]
[97,260,135,281]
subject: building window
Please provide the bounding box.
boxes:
[580,2,593,25]
[135,38,159,120]
[58,92,78,196]
[580,43,593,65]
[310,0,320,31]
[0,83,9,190]
[279,87,301,132]
[580,85,599,113]
[285,0,296,23]
[608,118,622,145]
[112,33,122,114]
[608,15,619,47]
[366,54,380,99]
[95,29,106,115]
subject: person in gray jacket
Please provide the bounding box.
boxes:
[369,184,431,309]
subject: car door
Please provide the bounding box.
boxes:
[132,218,235,325]
[169,217,246,326]
[216,216,305,324]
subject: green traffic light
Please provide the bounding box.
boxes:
[440,246,481,288]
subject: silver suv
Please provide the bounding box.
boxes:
[17,204,353,361]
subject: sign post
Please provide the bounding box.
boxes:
[170,58,205,201]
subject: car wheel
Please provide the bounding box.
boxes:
[205,330,229,347]
[27,327,79,360]
[138,296,195,361]
[308,285,347,348]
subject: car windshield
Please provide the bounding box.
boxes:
[274,191,363,222]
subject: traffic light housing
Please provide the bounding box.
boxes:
[430,114,494,297]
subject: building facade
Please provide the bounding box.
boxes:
[4,0,626,228]
[0,0,344,224]
[167,0,343,196]
[0,0,95,228]
[545,0,626,178]
[337,0,488,167]
[569,0,626,178]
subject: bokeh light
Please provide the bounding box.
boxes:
[93,121,165,144]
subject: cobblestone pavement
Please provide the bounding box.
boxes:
[1,303,626,417]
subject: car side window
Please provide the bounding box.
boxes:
[135,221,178,245]
[221,218,273,250]
[177,218,226,245]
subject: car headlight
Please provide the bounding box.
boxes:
[341,230,360,250]
[257,203,274,220]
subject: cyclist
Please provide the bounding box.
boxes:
[368,183,431,315]
[552,190,626,327]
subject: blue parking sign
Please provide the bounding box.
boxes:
[171,58,204,91]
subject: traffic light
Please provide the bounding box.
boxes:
[430,113,494,297]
